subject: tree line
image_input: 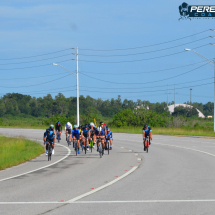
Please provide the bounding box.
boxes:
[0,93,213,120]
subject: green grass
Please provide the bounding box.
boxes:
[0,136,44,170]
[111,127,215,137]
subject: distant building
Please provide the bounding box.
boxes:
[134,104,149,110]
[168,104,205,118]
[207,115,213,118]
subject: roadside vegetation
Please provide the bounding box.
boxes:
[0,136,44,170]
[0,92,214,137]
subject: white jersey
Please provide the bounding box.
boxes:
[65,122,72,129]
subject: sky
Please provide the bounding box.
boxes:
[0,0,215,104]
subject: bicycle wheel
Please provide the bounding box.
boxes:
[75,140,78,156]
[58,133,60,143]
[99,143,102,158]
[85,139,87,154]
[48,145,51,161]
[108,140,110,155]
[146,139,149,153]
[90,139,93,153]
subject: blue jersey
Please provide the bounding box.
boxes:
[82,128,89,136]
[142,127,152,136]
[44,131,54,140]
[72,128,80,137]
[96,129,105,136]
[106,131,113,138]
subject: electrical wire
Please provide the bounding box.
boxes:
[0,58,73,70]
[78,82,213,94]
[80,37,208,57]
[0,53,73,65]
[0,48,74,61]
[79,44,208,63]
[79,60,208,75]
[79,30,209,51]
[79,63,208,85]
[0,74,71,88]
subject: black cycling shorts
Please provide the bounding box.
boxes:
[66,129,71,134]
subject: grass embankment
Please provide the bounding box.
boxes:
[0,136,44,170]
[111,127,215,137]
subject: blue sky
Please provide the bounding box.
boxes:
[0,0,215,104]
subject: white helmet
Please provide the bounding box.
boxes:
[97,126,102,132]
[90,122,94,126]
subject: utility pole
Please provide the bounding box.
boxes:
[190,88,192,105]
[214,58,215,131]
[76,47,79,126]
[165,84,171,108]
[174,85,175,109]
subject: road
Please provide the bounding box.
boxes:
[0,128,215,215]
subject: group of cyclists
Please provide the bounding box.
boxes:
[44,121,152,156]
[43,121,113,156]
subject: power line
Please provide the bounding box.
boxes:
[79,63,208,85]
[0,59,72,70]
[0,48,74,61]
[0,74,70,88]
[79,29,209,51]
[79,44,208,63]
[0,72,67,80]
[78,82,213,94]
[0,53,73,65]
[80,60,208,75]
[80,37,208,57]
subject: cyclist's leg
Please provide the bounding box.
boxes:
[102,137,105,148]
[110,138,113,148]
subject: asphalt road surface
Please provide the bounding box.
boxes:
[0,128,215,215]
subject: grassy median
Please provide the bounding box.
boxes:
[0,136,44,170]
[111,127,215,137]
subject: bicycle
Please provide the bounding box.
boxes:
[81,137,87,154]
[56,131,61,143]
[45,140,52,161]
[106,139,110,155]
[97,137,103,158]
[144,136,150,153]
[66,134,70,146]
[74,138,78,156]
[89,137,93,153]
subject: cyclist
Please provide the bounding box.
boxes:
[142,124,152,151]
[50,124,55,144]
[55,121,62,140]
[43,128,55,155]
[105,128,113,150]
[65,122,72,144]
[99,122,107,136]
[81,125,89,151]
[88,122,96,148]
[72,125,81,154]
[96,126,105,153]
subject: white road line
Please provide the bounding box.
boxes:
[2,199,215,204]
[155,142,215,158]
[67,166,138,203]
[0,143,71,183]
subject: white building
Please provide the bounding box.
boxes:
[168,104,205,118]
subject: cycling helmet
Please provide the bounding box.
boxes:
[97,127,102,132]
[74,125,78,128]
[46,129,50,133]
[57,121,60,123]
[107,127,110,131]
[50,124,54,128]
[82,126,85,130]
[90,122,94,127]
[144,124,148,128]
